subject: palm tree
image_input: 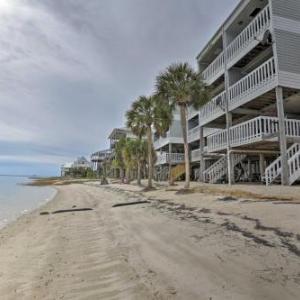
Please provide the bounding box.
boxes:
[126,108,146,186]
[126,96,172,189]
[113,137,127,182]
[156,63,209,189]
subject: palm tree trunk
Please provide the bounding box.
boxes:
[146,127,153,188]
[137,160,142,186]
[180,105,190,189]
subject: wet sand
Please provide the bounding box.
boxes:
[0,182,300,299]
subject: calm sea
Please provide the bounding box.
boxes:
[0,176,56,229]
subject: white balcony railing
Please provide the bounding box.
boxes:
[200,5,271,86]
[207,117,300,153]
[199,91,226,126]
[199,58,277,127]
[188,125,200,142]
[228,57,276,110]
[207,129,228,152]
[156,153,185,165]
[202,51,225,84]
[191,149,202,162]
[226,5,271,64]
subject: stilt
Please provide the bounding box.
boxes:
[259,154,265,182]
[168,143,172,184]
[276,86,289,185]
[226,113,233,185]
[199,126,205,182]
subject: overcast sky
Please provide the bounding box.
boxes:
[0,0,238,176]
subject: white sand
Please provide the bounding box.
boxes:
[0,182,300,299]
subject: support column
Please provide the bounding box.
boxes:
[276,87,289,185]
[247,158,251,181]
[226,112,233,185]
[168,143,172,184]
[199,126,205,182]
[259,154,265,182]
[222,26,233,185]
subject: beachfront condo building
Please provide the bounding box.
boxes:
[154,0,300,186]
[188,0,300,186]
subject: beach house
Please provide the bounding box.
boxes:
[154,0,300,186]
[90,149,112,174]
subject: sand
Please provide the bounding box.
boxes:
[0,182,300,299]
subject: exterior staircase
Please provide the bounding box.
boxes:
[170,163,186,182]
[155,166,169,182]
[265,143,300,185]
[203,154,246,184]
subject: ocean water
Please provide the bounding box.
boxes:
[0,176,56,229]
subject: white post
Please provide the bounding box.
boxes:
[199,126,205,182]
[276,86,289,185]
[168,143,172,184]
[259,154,265,182]
[222,26,233,185]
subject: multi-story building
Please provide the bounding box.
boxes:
[90,149,112,173]
[60,157,92,177]
[108,128,136,150]
[107,127,137,177]
[189,0,300,185]
[153,110,185,181]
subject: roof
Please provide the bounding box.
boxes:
[108,127,132,139]
[91,149,112,156]
[196,0,248,61]
[62,162,73,169]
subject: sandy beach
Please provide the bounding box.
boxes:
[0,182,300,299]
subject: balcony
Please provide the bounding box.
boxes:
[202,51,225,85]
[201,5,271,86]
[153,132,184,150]
[207,116,300,153]
[188,125,200,143]
[226,5,271,68]
[199,57,277,127]
[156,153,185,165]
[228,57,277,110]
[199,90,226,126]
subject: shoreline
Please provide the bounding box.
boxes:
[0,181,58,232]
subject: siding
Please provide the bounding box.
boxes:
[272,0,300,22]
[272,0,300,88]
[275,30,300,74]
[169,120,182,138]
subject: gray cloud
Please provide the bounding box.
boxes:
[0,0,238,174]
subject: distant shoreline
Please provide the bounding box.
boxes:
[26,177,100,186]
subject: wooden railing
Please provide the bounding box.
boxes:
[199,91,226,125]
[188,125,200,142]
[202,51,225,84]
[226,5,271,63]
[156,153,185,165]
[288,150,300,185]
[265,144,300,185]
[191,149,201,162]
[203,156,227,183]
[200,5,270,85]
[203,154,246,184]
[207,129,227,152]
[199,57,277,127]
[207,117,300,153]
[228,57,276,109]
